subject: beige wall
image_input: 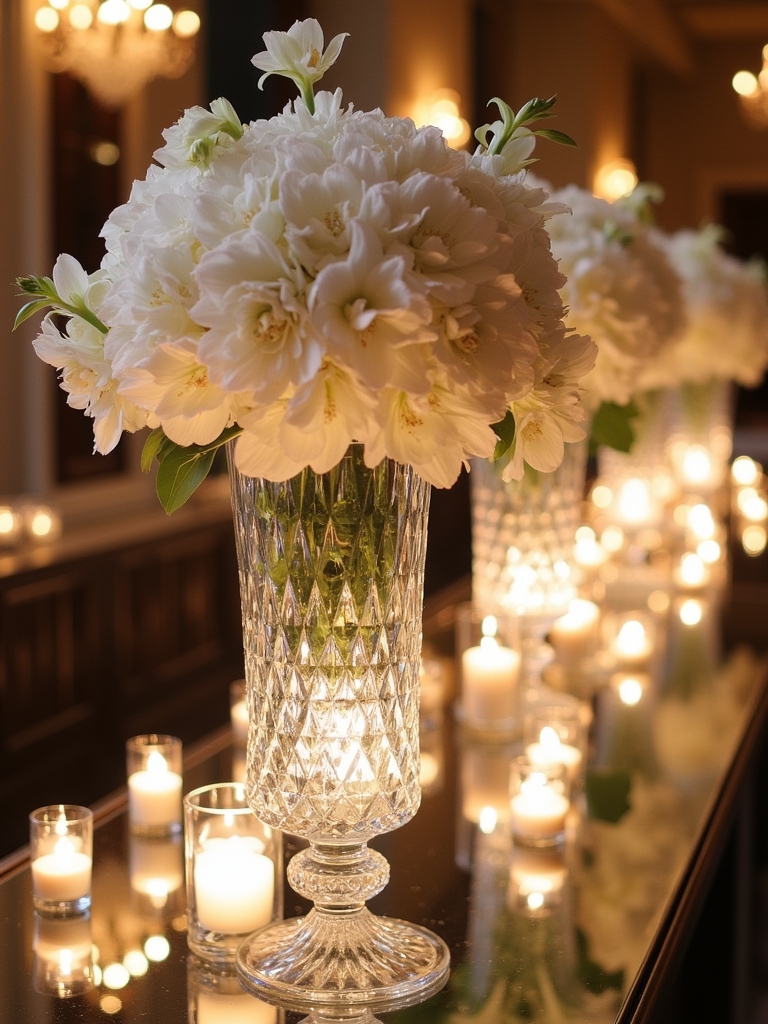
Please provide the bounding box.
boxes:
[639,36,768,232]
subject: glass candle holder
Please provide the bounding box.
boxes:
[523,706,585,786]
[419,657,445,728]
[33,912,94,998]
[507,845,567,916]
[509,757,569,848]
[230,680,248,749]
[185,783,282,965]
[456,607,521,735]
[30,805,93,916]
[547,599,600,671]
[187,956,279,1024]
[610,611,655,671]
[127,734,183,836]
[129,833,184,915]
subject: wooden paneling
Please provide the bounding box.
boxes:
[0,511,243,856]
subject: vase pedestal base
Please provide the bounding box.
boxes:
[235,906,450,1015]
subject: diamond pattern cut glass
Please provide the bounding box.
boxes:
[228,444,449,1013]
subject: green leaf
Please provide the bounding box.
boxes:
[156,446,217,515]
[14,299,55,330]
[140,428,168,473]
[589,400,638,454]
[585,768,632,823]
[491,409,516,460]
[146,425,243,513]
[533,127,578,147]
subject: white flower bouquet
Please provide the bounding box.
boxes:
[639,223,768,390]
[540,181,684,449]
[17,19,595,512]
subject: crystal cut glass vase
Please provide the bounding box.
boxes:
[229,444,449,1013]
[470,440,587,682]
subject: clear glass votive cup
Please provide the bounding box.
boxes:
[523,705,585,786]
[187,955,279,1024]
[509,757,570,848]
[230,679,248,749]
[456,604,521,735]
[30,805,93,917]
[184,783,282,965]
[33,911,94,997]
[126,734,183,837]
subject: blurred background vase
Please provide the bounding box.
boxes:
[470,439,588,683]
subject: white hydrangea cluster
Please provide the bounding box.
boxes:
[640,224,768,389]
[29,20,595,489]
[541,182,684,409]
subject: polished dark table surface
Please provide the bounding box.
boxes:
[1,573,767,1024]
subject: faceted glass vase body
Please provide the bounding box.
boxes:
[470,441,587,633]
[228,444,449,1014]
[470,441,587,691]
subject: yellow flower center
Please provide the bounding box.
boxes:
[323,209,344,237]
[307,47,321,69]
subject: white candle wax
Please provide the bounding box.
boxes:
[612,619,652,668]
[462,637,520,724]
[231,700,249,746]
[32,839,92,901]
[197,991,278,1024]
[548,599,600,669]
[510,778,569,839]
[526,732,583,783]
[128,758,182,828]
[194,837,274,935]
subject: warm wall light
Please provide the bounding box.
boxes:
[413,89,471,149]
[733,45,768,128]
[33,1,200,109]
[593,158,638,201]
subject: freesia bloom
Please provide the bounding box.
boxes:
[251,19,348,103]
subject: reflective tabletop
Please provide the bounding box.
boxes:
[0,568,766,1024]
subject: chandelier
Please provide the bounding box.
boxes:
[34,0,200,110]
[732,45,768,129]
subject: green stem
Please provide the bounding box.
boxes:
[301,83,316,115]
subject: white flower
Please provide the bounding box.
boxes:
[33,314,149,454]
[310,219,435,393]
[365,383,499,488]
[117,339,235,446]
[641,225,768,388]
[542,181,684,407]
[154,97,243,170]
[251,19,348,100]
[193,231,320,401]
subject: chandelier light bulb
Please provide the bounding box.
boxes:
[173,9,200,37]
[69,3,93,28]
[128,0,152,8]
[35,6,60,31]
[49,0,70,9]
[97,0,130,25]
[144,3,173,31]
